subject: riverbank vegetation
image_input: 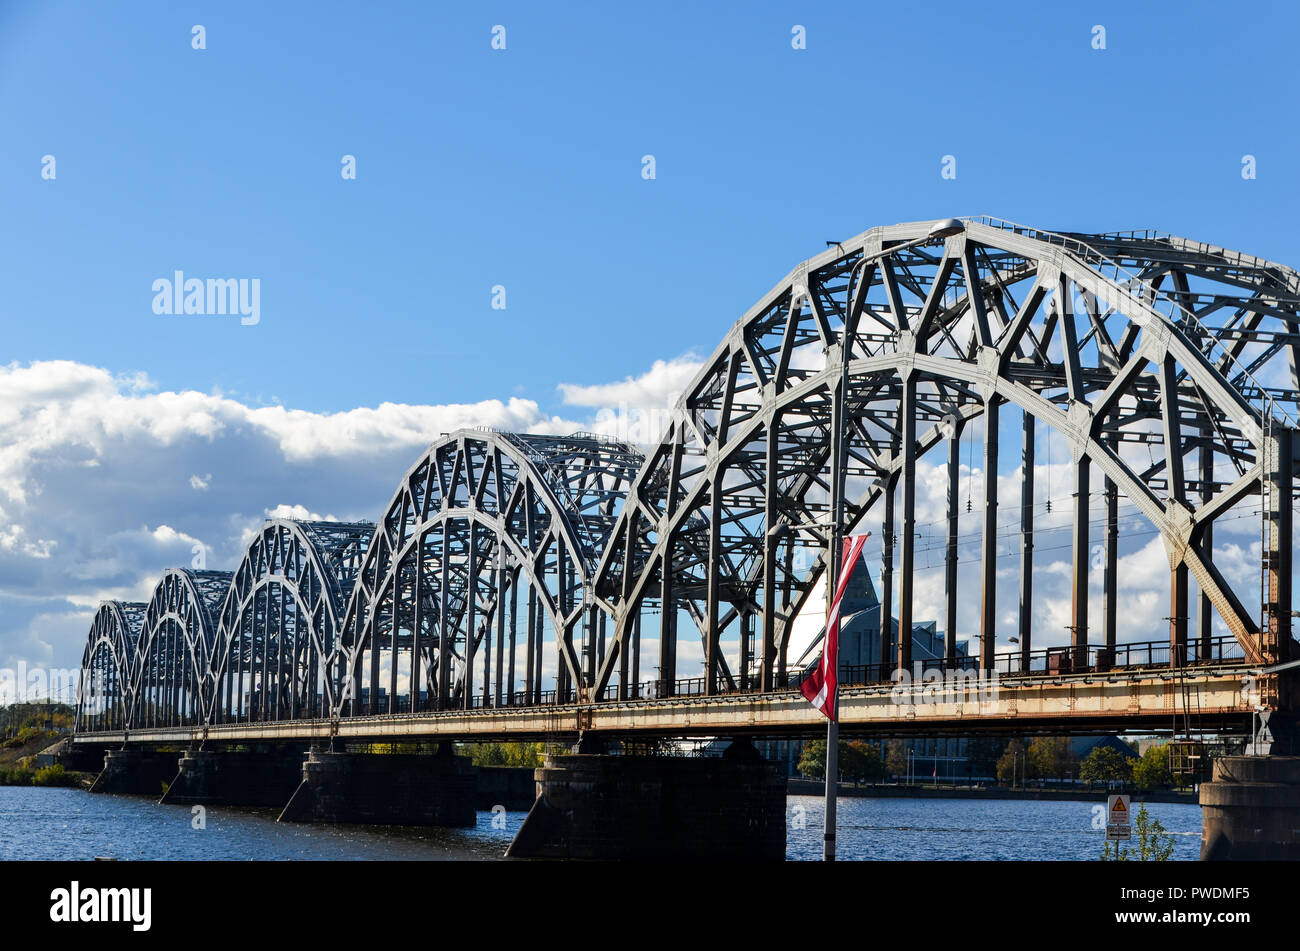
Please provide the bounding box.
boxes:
[798,734,1193,794]
[1101,804,1176,861]
[797,740,888,782]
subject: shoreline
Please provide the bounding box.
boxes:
[787,779,1198,805]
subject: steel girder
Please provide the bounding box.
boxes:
[338,430,642,715]
[209,519,373,725]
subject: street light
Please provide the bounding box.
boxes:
[766,519,833,539]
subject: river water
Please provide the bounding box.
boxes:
[0,788,1203,861]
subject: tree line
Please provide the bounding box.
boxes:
[797,736,1180,792]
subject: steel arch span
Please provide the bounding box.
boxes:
[338,429,643,716]
[209,519,373,725]
[131,568,231,729]
[591,217,1298,702]
[75,601,145,733]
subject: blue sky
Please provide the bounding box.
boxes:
[0,0,1297,678]
[4,0,1299,413]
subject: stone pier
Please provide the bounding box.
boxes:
[506,743,787,860]
[158,749,305,808]
[88,748,183,796]
[1201,755,1300,860]
[278,745,475,826]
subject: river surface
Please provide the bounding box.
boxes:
[0,788,1202,860]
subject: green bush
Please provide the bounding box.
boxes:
[0,766,34,786]
[1101,804,1175,861]
[33,764,76,787]
[1132,744,1174,792]
[1080,745,1133,784]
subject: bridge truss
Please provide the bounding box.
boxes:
[74,218,1300,735]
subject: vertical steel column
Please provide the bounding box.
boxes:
[507,567,518,704]
[533,593,544,704]
[278,584,288,720]
[613,521,634,702]
[388,570,399,714]
[524,586,536,705]
[597,612,606,680]
[740,612,754,690]
[945,418,961,669]
[880,472,896,678]
[495,557,506,707]
[1161,355,1188,670]
[779,544,794,684]
[631,612,642,696]
[1170,564,1188,668]
[236,617,245,721]
[481,555,493,708]
[559,555,573,703]
[1071,456,1090,669]
[1103,457,1118,660]
[412,537,423,711]
[464,526,477,710]
[1018,411,1034,673]
[897,373,917,674]
[587,607,598,684]
[761,416,780,691]
[483,593,493,709]
[438,526,451,710]
[283,585,293,721]
[705,475,724,697]
[659,546,676,697]
[260,585,270,719]
[368,581,380,715]
[616,609,630,701]
[1264,427,1294,665]
[1198,426,1214,660]
[979,398,1000,672]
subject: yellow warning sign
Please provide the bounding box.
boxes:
[1106,794,1131,840]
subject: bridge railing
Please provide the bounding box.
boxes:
[832,635,1245,687]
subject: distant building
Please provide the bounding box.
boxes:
[829,546,967,677]
[757,546,972,778]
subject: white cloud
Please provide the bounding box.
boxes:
[0,359,601,671]
[556,354,702,411]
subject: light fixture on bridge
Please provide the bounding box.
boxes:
[927,218,965,240]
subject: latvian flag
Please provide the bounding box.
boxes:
[800,532,870,719]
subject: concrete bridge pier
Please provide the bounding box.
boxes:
[159,748,305,808]
[277,743,475,826]
[88,747,183,796]
[1201,753,1300,860]
[505,738,787,860]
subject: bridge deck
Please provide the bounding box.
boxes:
[73,666,1255,745]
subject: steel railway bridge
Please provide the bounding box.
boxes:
[71,217,1300,750]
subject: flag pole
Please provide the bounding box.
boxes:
[824,266,853,865]
[824,678,838,861]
